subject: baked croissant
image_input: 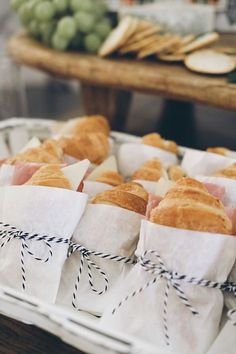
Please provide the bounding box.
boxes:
[70,115,110,137]
[95,171,124,186]
[207,147,229,156]
[150,177,232,235]
[214,163,236,180]
[6,139,63,165]
[26,164,71,190]
[92,182,148,215]
[168,165,186,182]
[142,133,178,154]
[59,132,109,164]
[131,159,163,182]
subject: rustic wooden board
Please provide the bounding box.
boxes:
[8,33,236,111]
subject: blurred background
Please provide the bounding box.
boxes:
[1,0,236,150]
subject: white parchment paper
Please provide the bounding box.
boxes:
[118,143,178,177]
[82,181,112,200]
[101,221,236,354]
[57,204,143,316]
[182,150,235,177]
[0,185,88,304]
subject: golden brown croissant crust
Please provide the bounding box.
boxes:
[168,165,186,182]
[150,177,232,235]
[6,139,63,165]
[92,182,148,215]
[59,132,109,164]
[95,171,124,186]
[207,147,229,156]
[26,164,71,190]
[131,159,163,182]
[214,163,236,180]
[142,133,178,154]
[71,115,110,136]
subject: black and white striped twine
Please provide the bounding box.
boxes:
[68,242,135,310]
[228,309,236,326]
[112,249,232,347]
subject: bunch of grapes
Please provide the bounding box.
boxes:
[11,0,112,53]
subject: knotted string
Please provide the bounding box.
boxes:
[68,242,135,310]
[0,222,70,290]
[112,249,224,346]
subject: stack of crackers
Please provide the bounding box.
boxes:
[99,16,220,62]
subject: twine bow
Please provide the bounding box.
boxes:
[68,242,135,310]
[112,249,224,346]
[0,222,70,290]
[228,309,236,326]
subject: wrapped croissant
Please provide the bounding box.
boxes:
[92,182,148,215]
[26,165,71,190]
[95,171,124,186]
[6,139,63,165]
[142,133,178,154]
[167,165,186,182]
[214,163,236,180]
[59,132,109,164]
[131,159,163,182]
[59,115,110,137]
[150,177,232,235]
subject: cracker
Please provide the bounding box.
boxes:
[123,26,160,47]
[120,34,161,54]
[178,32,220,54]
[158,53,185,62]
[137,35,173,58]
[185,49,235,74]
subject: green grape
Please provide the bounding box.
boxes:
[28,20,41,37]
[52,0,68,14]
[52,32,69,51]
[93,1,108,19]
[35,1,55,22]
[19,2,37,25]
[57,16,77,40]
[84,33,102,54]
[74,12,95,33]
[70,0,93,13]
[10,0,26,11]
[95,19,112,40]
[40,22,55,45]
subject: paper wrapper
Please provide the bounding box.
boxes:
[57,204,142,316]
[133,180,158,195]
[207,320,236,354]
[118,143,178,177]
[0,185,88,303]
[0,164,14,186]
[182,150,235,177]
[82,181,112,200]
[101,221,236,354]
[197,176,236,208]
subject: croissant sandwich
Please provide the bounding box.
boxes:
[6,140,63,165]
[207,147,229,156]
[95,171,124,186]
[167,165,186,182]
[92,182,148,215]
[150,177,232,235]
[131,159,163,182]
[214,163,236,180]
[26,164,71,190]
[59,132,109,164]
[142,133,178,154]
[67,115,110,137]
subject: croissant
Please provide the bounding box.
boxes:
[214,163,236,180]
[142,133,178,154]
[207,147,229,156]
[150,177,232,235]
[95,171,124,186]
[26,164,71,190]
[92,182,148,215]
[6,139,63,165]
[131,159,163,182]
[70,115,110,137]
[59,132,109,164]
[168,165,186,182]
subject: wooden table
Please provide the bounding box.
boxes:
[8,33,236,132]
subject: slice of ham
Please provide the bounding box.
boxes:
[146,194,162,220]
[204,182,226,202]
[11,162,45,185]
[226,207,236,236]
